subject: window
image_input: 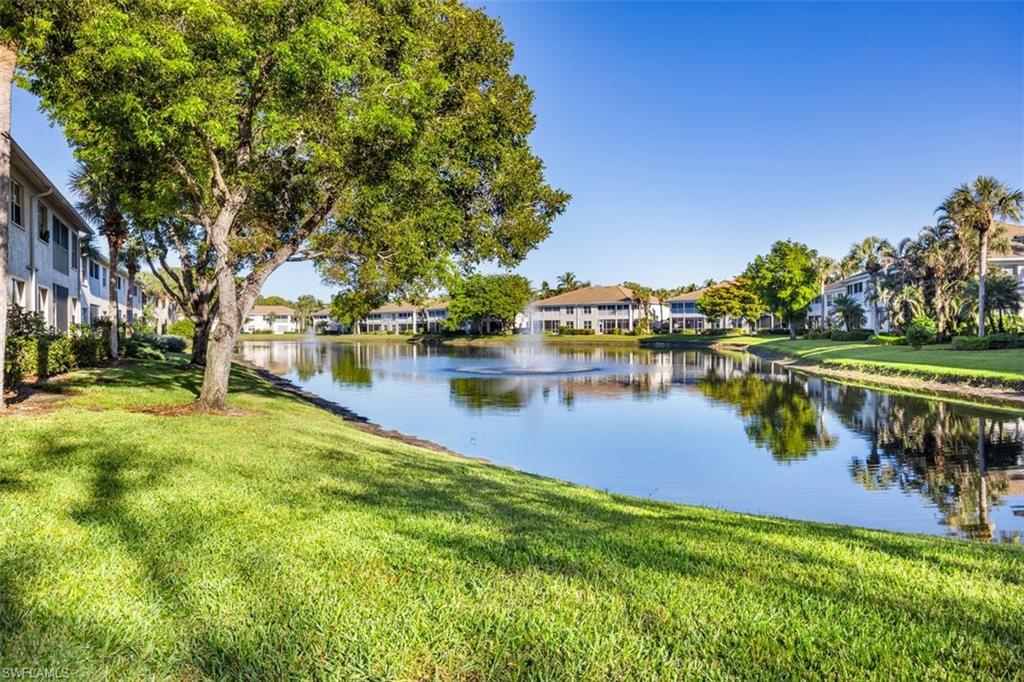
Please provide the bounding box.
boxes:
[10,181,23,226]
[52,218,70,275]
[117,276,123,291]
[37,287,49,324]
[846,282,863,295]
[582,306,591,314]
[565,320,575,329]
[583,320,592,330]
[88,260,100,280]
[564,306,575,314]
[37,204,49,242]
[89,304,100,323]
[71,234,79,269]
[102,267,107,287]
[10,279,26,308]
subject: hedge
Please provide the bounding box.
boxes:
[870,335,907,346]
[831,329,874,342]
[557,326,596,336]
[952,336,990,351]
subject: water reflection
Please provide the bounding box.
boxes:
[238,340,1024,543]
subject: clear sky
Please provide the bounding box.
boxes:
[10,1,1024,300]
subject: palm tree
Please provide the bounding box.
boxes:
[813,256,840,330]
[846,236,894,331]
[71,163,128,358]
[831,293,866,331]
[556,271,580,293]
[0,40,16,409]
[120,238,144,327]
[938,177,1024,336]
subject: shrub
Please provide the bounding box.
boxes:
[905,316,937,349]
[167,318,195,339]
[870,334,907,346]
[704,327,747,337]
[804,329,831,340]
[124,335,166,360]
[985,333,1024,350]
[609,327,624,335]
[45,336,75,376]
[831,329,874,342]
[156,335,188,353]
[952,335,990,351]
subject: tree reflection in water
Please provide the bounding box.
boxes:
[449,378,528,411]
[696,372,838,461]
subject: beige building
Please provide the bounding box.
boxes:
[529,285,667,333]
[356,301,450,333]
[243,305,299,334]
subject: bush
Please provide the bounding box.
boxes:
[554,326,595,335]
[952,335,990,351]
[124,335,166,360]
[985,333,1024,350]
[870,334,907,346]
[831,329,874,342]
[167,318,195,339]
[704,327,746,337]
[45,336,75,376]
[905,316,937,349]
[156,335,188,353]
[609,327,624,335]
[69,324,106,368]
[804,329,831,340]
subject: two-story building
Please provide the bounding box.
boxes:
[989,222,1024,311]
[356,301,450,333]
[806,271,884,331]
[243,305,300,334]
[81,253,145,326]
[529,285,668,333]
[668,282,776,332]
[7,140,93,332]
[311,308,344,333]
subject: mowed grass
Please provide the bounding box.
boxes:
[0,359,1022,678]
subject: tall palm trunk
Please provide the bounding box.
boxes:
[106,239,120,358]
[977,227,988,337]
[0,41,16,409]
[819,282,827,330]
[126,266,137,327]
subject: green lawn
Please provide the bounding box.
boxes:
[1,359,1022,678]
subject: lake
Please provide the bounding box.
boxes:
[238,338,1024,543]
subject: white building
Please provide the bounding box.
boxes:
[529,285,668,333]
[356,301,450,333]
[81,252,145,326]
[668,282,776,332]
[311,308,344,333]
[6,140,93,332]
[989,222,1024,308]
[807,271,886,331]
[243,305,300,334]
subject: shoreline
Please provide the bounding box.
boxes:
[720,342,1024,410]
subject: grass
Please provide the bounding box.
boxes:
[695,336,1024,384]
[2,359,1022,678]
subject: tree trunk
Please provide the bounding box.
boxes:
[126,270,136,327]
[977,228,988,337]
[820,282,827,330]
[107,241,120,358]
[190,314,211,366]
[788,317,796,340]
[0,41,16,410]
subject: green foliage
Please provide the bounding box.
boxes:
[131,303,157,336]
[870,335,907,346]
[696,279,764,328]
[985,333,1024,350]
[167,318,196,339]
[124,335,166,360]
[831,329,874,342]
[831,293,866,331]
[156,335,188,353]
[447,273,533,334]
[905,316,937,349]
[257,296,294,308]
[3,308,107,390]
[804,329,832,340]
[556,327,596,336]
[703,327,748,337]
[743,241,819,334]
[952,336,991,351]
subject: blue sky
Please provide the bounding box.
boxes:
[11,1,1024,300]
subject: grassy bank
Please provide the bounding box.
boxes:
[693,336,1024,385]
[0,359,1022,678]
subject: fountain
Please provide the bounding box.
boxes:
[452,305,598,376]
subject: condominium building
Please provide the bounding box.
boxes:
[243,305,300,334]
[668,283,776,332]
[81,253,146,326]
[311,308,344,333]
[355,301,450,333]
[529,285,668,333]
[807,271,885,331]
[6,140,92,332]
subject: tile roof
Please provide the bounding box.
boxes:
[249,305,295,316]
[369,300,449,314]
[534,285,638,306]
[993,222,1024,258]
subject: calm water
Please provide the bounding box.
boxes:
[239,339,1024,543]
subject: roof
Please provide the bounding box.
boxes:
[249,305,294,316]
[534,285,638,306]
[992,222,1024,258]
[369,300,449,314]
[11,139,92,236]
[668,280,736,302]
[312,308,333,317]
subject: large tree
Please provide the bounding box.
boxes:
[743,240,819,339]
[447,273,532,334]
[696,279,764,330]
[845,236,893,331]
[0,39,13,409]
[938,177,1024,336]
[26,0,568,409]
